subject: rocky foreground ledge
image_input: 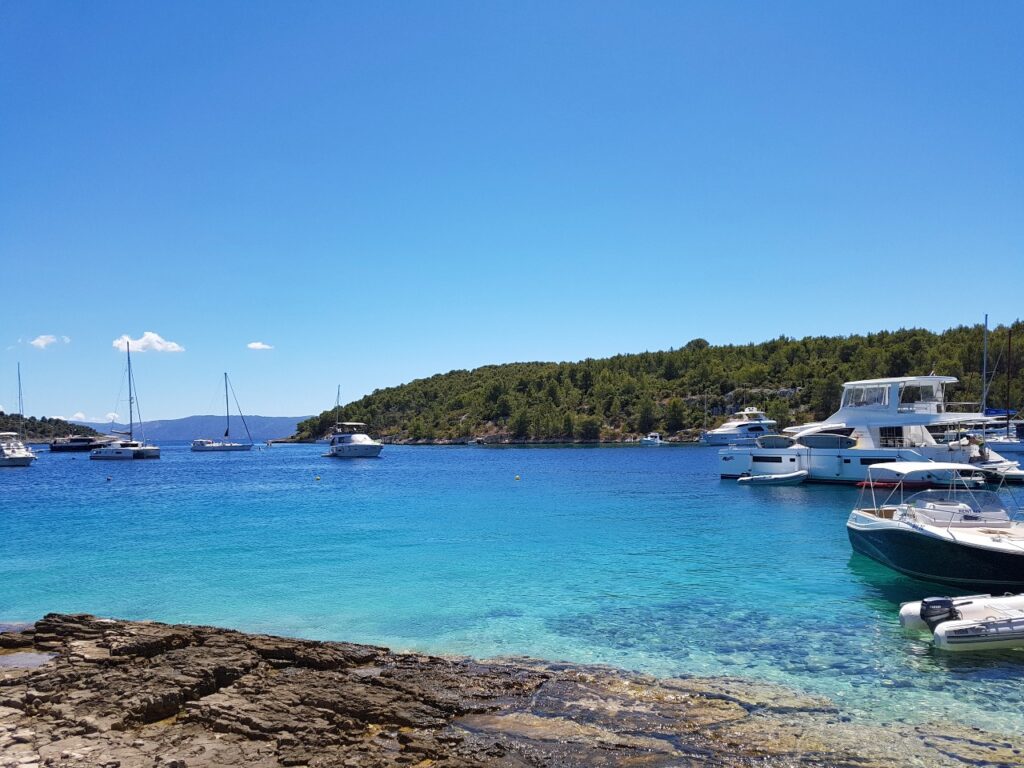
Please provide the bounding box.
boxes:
[2,615,1022,767]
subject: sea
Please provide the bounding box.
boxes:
[3,443,1023,734]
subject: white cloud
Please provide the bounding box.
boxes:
[106,412,120,422]
[247,341,274,350]
[62,336,71,344]
[112,331,185,353]
[71,411,87,421]
[30,334,58,349]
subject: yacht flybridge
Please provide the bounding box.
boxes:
[700,407,778,446]
[719,376,1022,484]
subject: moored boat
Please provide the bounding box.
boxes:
[322,386,383,458]
[1,365,37,467]
[720,375,1021,484]
[640,432,662,445]
[846,462,1024,591]
[90,341,160,461]
[49,435,119,452]
[736,469,808,486]
[899,594,1024,651]
[191,372,254,452]
[700,407,777,446]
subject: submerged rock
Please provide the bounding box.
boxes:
[0,613,1020,766]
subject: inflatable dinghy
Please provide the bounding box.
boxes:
[899,594,1024,651]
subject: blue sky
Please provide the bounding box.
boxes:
[2,2,1022,420]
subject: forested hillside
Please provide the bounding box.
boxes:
[0,413,99,442]
[296,324,1023,442]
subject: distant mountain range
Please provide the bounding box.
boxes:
[72,415,310,442]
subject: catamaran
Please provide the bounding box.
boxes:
[90,342,160,460]
[191,373,254,452]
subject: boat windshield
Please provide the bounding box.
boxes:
[906,489,1014,520]
[842,385,889,408]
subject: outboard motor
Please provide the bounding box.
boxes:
[920,597,957,631]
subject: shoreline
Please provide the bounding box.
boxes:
[3,614,1022,767]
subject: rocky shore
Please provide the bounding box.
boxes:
[2,615,1022,767]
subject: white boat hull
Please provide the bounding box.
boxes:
[737,470,808,486]
[323,444,383,458]
[0,455,35,467]
[90,446,161,460]
[191,443,252,452]
[900,594,1024,651]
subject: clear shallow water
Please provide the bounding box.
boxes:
[3,443,1024,733]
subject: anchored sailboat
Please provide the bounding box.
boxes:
[0,363,38,467]
[91,341,160,460]
[192,373,254,452]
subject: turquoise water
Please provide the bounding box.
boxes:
[3,444,1024,733]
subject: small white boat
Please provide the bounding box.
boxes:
[736,469,808,486]
[191,372,254,452]
[900,594,1024,651]
[90,341,160,461]
[640,432,662,445]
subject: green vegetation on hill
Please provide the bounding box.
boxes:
[0,413,100,442]
[296,324,1024,442]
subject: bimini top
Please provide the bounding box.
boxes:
[843,376,958,387]
[866,461,979,477]
[337,422,368,427]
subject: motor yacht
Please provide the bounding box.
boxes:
[846,461,1024,591]
[700,407,778,445]
[322,423,383,458]
[640,432,662,445]
[719,376,1021,484]
[0,432,36,467]
[49,435,118,452]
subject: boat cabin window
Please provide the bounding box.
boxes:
[899,383,941,405]
[748,426,764,432]
[842,385,889,408]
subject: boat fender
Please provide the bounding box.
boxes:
[920,597,958,631]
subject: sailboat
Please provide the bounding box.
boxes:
[90,341,160,460]
[322,385,383,458]
[191,372,254,452]
[0,363,38,467]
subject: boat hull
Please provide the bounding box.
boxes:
[322,445,383,458]
[90,447,161,460]
[0,455,36,467]
[191,443,252,452]
[847,524,1024,591]
[720,444,992,485]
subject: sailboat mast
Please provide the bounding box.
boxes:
[224,372,230,438]
[17,362,24,439]
[127,341,134,442]
[982,314,989,412]
[1008,328,1013,439]
[335,385,341,428]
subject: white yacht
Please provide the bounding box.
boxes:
[700,407,778,445]
[719,375,1020,484]
[2,364,37,467]
[323,423,383,458]
[91,341,160,461]
[640,432,662,445]
[191,373,254,452]
[0,432,36,467]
